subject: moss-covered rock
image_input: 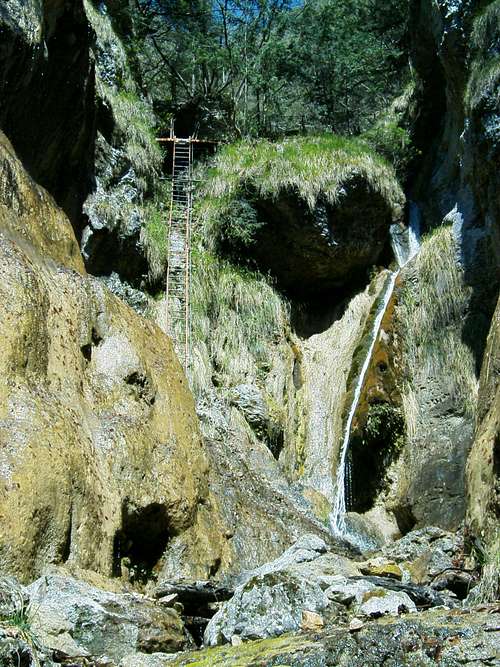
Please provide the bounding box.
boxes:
[199,136,404,298]
[0,132,225,582]
[139,607,500,666]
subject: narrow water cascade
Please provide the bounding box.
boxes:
[330,207,421,538]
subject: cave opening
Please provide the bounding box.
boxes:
[346,401,405,514]
[113,502,171,583]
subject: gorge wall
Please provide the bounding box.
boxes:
[0,0,498,664]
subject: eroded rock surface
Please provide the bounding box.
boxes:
[0,132,225,582]
[27,573,192,660]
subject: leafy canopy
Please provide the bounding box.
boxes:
[124,0,409,137]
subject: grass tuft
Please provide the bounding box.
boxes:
[466,0,500,109]
[140,181,172,281]
[99,86,163,183]
[0,578,41,665]
[397,226,478,421]
[198,134,404,250]
[468,529,500,603]
[188,243,289,400]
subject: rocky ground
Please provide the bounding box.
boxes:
[1,527,498,666]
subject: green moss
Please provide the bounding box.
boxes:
[362,403,405,453]
[342,271,393,424]
[362,589,388,602]
[164,633,317,666]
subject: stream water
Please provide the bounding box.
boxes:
[330,206,421,538]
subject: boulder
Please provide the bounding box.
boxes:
[325,576,375,606]
[203,137,404,299]
[230,385,269,432]
[235,534,328,586]
[27,574,193,661]
[204,570,328,645]
[300,610,324,631]
[244,186,400,298]
[359,589,416,617]
[381,527,463,585]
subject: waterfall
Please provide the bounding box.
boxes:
[330,207,421,537]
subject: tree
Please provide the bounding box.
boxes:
[120,0,409,138]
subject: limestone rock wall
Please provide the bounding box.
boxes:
[0,0,163,294]
[405,0,499,536]
[0,0,95,227]
[466,294,500,544]
[0,132,225,583]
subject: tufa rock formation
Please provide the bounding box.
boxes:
[0,131,225,583]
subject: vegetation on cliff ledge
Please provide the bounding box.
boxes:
[198,134,404,250]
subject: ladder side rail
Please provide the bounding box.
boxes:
[165,139,177,333]
[183,137,192,368]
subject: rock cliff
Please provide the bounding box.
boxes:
[0,0,498,664]
[0,131,225,583]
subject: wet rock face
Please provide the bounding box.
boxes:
[0,132,224,582]
[245,183,394,298]
[0,0,95,228]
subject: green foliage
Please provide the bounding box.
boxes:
[127,0,410,138]
[358,83,419,178]
[362,402,405,453]
[198,134,404,252]
[142,207,168,279]
[361,122,412,169]
[214,197,263,249]
[269,0,409,135]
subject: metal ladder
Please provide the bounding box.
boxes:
[165,138,193,371]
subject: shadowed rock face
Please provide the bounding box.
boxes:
[0,0,95,229]
[244,180,394,298]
